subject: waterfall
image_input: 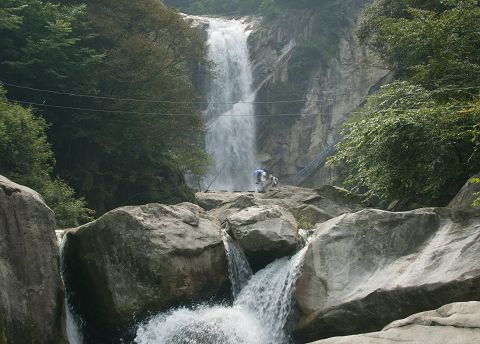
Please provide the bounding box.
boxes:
[223,232,253,298]
[58,233,83,344]
[134,246,307,344]
[202,17,257,192]
[234,248,307,344]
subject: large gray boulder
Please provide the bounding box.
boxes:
[308,302,480,344]
[63,202,229,342]
[225,205,301,270]
[294,208,480,342]
[0,176,67,343]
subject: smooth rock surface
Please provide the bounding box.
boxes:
[225,204,300,270]
[308,302,480,344]
[63,202,228,342]
[294,208,480,342]
[0,175,67,343]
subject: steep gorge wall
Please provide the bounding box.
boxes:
[248,1,391,186]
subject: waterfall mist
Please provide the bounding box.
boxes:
[202,17,257,192]
[134,244,307,344]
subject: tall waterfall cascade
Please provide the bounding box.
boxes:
[202,17,257,192]
[135,233,307,344]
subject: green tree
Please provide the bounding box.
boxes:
[329,82,480,206]
[45,0,211,213]
[357,0,480,92]
[0,87,93,227]
[0,0,102,93]
[1,0,210,214]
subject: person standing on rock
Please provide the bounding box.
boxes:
[271,175,279,188]
[260,170,267,192]
[254,169,264,192]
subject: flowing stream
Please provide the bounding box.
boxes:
[134,235,307,344]
[201,17,257,192]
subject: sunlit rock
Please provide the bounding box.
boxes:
[225,204,301,270]
[307,302,480,344]
[294,208,480,342]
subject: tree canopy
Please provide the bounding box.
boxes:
[357,0,480,91]
[0,0,210,223]
[0,86,93,227]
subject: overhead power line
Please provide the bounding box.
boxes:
[8,99,303,117]
[7,98,473,118]
[2,81,479,105]
[2,82,310,104]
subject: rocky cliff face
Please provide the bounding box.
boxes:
[248,1,391,186]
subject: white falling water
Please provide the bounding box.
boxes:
[223,232,253,298]
[58,234,83,344]
[234,250,307,344]
[134,246,307,344]
[202,17,257,192]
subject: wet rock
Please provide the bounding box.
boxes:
[0,175,67,343]
[225,205,301,270]
[294,208,480,342]
[307,302,480,344]
[62,202,228,342]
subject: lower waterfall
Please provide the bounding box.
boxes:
[57,233,83,344]
[134,236,307,344]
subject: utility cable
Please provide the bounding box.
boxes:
[7,98,474,118]
[2,81,479,105]
[7,99,301,117]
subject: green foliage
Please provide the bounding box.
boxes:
[329,82,480,206]
[0,0,102,91]
[1,0,211,215]
[0,89,93,227]
[357,0,480,91]
[295,213,314,230]
[328,0,480,207]
[41,179,94,227]
[469,177,480,206]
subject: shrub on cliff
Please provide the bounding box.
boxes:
[330,0,480,207]
[357,0,480,92]
[329,82,480,207]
